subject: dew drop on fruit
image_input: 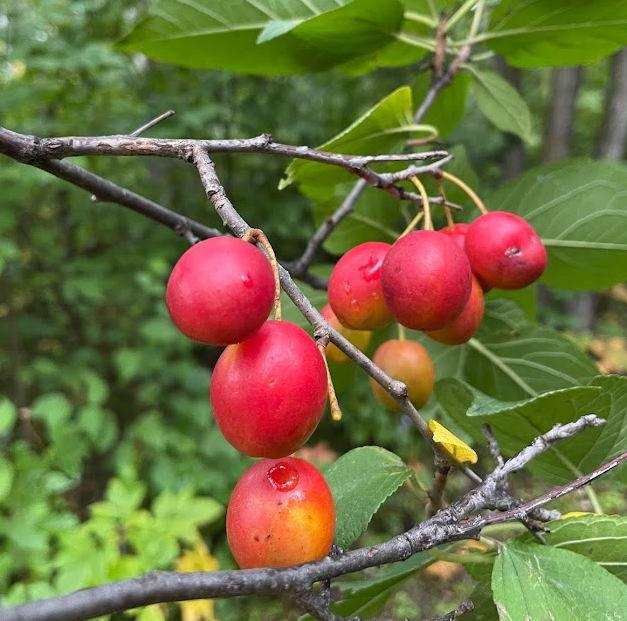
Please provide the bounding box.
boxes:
[241,273,254,288]
[343,280,352,294]
[267,462,299,491]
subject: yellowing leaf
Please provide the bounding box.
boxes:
[429,420,478,464]
[560,512,595,519]
[175,542,220,621]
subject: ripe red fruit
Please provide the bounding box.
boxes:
[226,457,335,569]
[320,303,372,364]
[464,211,547,290]
[328,242,394,331]
[424,275,485,345]
[381,230,473,331]
[166,237,275,345]
[439,223,470,249]
[210,321,328,458]
[369,340,435,411]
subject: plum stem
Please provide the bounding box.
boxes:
[438,177,456,230]
[317,342,343,421]
[410,175,433,231]
[441,171,488,215]
[397,323,406,341]
[399,210,424,238]
[242,228,282,320]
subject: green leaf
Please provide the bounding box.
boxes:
[413,72,470,138]
[485,0,627,69]
[31,392,73,431]
[300,552,432,620]
[466,324,599,401]
[487,285,537,322]
[324,446,413,548]
[485,159,627,290]
[82,371,109,404]
[152,488,223,527]
[493,540,627,620]
[581,375,627,483]
[0,398,17,435]
[407,299,597,420]
[435,379,607,483]
[118,0,404,76]
[281,86,433,189]
[337,1,436,74]
[136,605,166,621]
[0,456,15,502]
[465,67,532,144]
[312,185,401,256]
[521,515,627,583]
[464,556,499,621]
[77,405,118,451]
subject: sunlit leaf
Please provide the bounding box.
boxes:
[466,66,533,143]
[485,0,627,68]
[281,86,434,189]
[118,0,404,76]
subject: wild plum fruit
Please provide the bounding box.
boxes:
[381,230,472,331]
[320,303,372,364]
[328,242,394,331]
[464,211,547,290]
[424,275,484,345]
[369,339,435,411]
[210,320,328,458]
[166,237,275,345]
[226,457,335,569]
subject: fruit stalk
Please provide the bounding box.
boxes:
[317,340,343,421]
[242,228,282,320]
[440,170,488,215]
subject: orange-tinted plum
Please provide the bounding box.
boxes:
[424,275,484,345]
[464,211,547,290]
[210,321,328,458]
[320,303,372,364]
[381,230,472,331]
[369,339,435,411]
[226,457,335,568]
[328,242,394,331]
[166,237,275,345]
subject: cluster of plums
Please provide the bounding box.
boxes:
[164,211,546,569]
[166,236,335,569]
[326,211,547,411]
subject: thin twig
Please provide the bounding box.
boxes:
[425,599,474,621]
[130,110,176,137]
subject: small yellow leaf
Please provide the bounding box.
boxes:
[560,512,594,519]
[429,420,478,464]
[175,542,220,621]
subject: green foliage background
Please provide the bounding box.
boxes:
[2,1,627,620]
